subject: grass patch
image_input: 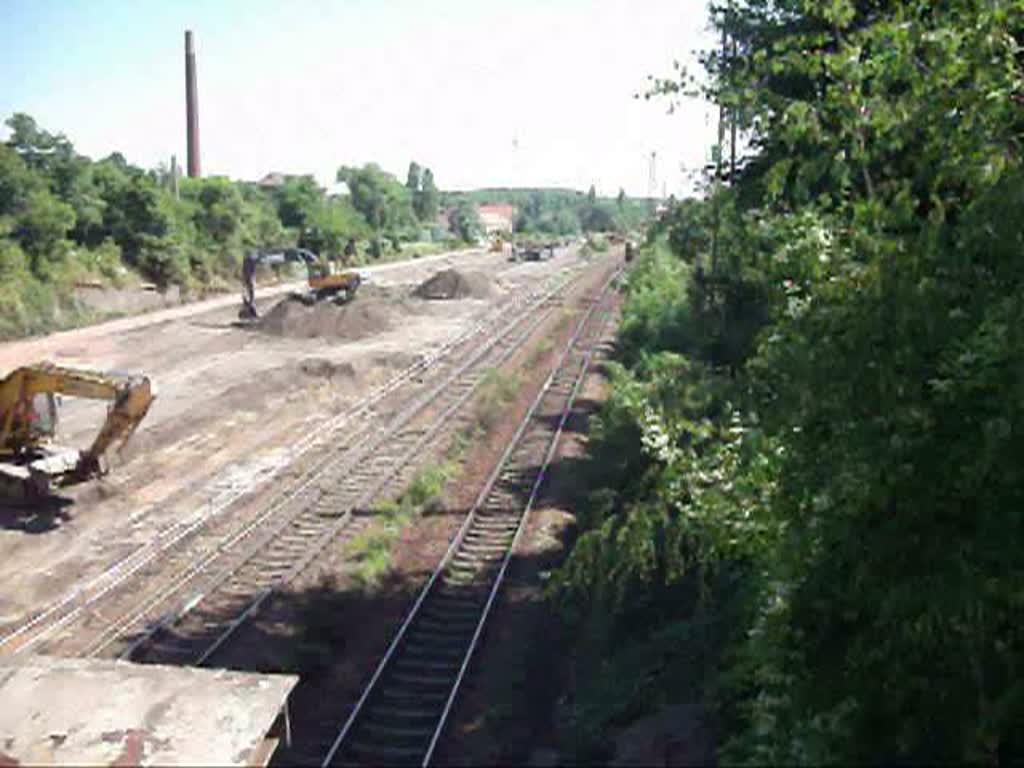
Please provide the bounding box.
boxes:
[525,337,556,370]
[474,368,521,434]
[347,459,458,587]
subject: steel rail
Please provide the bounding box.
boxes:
[0,265,580,657]
[107,273,575,666]
[320,266,621,767]
[421,276,620,765]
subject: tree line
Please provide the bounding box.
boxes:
[443,186,650,237]
[555,0,1024,763]
[0,113,455,338]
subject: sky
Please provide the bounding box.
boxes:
[2,0,717,197]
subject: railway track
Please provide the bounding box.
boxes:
[314,266,622,767]
[0,258,600,661]
[109,272,586,667]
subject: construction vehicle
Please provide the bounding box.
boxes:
[0,363,155,499]
[513,241,555,262]
[239,248,362,320]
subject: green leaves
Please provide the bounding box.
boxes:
[563,0,1024,762]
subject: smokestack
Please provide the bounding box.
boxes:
[185,30,200,178]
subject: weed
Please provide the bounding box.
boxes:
[344,460,458,586]
[526,337,556,370]
[474,368,521,434]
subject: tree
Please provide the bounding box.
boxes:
[555,1,1024,764]
[15,189,75,276]
[336,164,413,234]
[405,161,421,195]
[274,175,322,229]
[450,200,482,243]
[416,168,439,223]
[299,199,371,259]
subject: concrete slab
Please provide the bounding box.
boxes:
[0,655,297,766]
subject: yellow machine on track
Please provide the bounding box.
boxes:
[0,363,155,499]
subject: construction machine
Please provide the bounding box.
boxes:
[239,248,362,320]
[0,363,155,499]
[512,241,554,262]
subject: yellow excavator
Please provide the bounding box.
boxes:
[0,363,155,499]
[239,247,362,321]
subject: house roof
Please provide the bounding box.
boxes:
[477,203,516,221]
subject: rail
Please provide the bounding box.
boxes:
[0,264,583,658]
[321,266,621,766]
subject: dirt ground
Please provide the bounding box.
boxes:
[0,246,592,636]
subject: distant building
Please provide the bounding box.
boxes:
[256,172,292,189]
[255,172,334,196]
[477,204,516,235]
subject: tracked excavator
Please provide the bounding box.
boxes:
[239,247,362,321]
[0,363,155,499]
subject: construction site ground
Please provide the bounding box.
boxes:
[0,246,593,638]
[207,254,621,764]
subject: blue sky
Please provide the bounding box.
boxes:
[3,0,716,196]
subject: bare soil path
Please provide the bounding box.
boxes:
[0,246,587,635]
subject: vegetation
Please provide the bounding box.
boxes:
[556,0,1024,763]
[347,461,456,588]
[473,368,521,435]
[443,187,649,237]
[0,111,478,339]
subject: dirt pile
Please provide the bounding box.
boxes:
[413,269,493,300]
[256,297,395,340]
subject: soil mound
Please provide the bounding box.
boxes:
[413,269,492,300]
[257,296,394,340]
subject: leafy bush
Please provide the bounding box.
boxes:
[557,1,1024,762]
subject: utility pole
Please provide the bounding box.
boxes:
[711,17,729,274]
[170,155,180,200]
[729,33,738,181]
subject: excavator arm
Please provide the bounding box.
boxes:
[240,247,362,320]
[240,248,318,319]
[0,363,154,481]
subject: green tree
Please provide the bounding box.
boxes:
[15,189,75,276]
[416,168,439,223]
[337,163,413,235]
[559,0,1024,763]
[405,161,421,195]
[450,199,482,243]
[274,175,322,229]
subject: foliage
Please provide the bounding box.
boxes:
[337,163,415,236]
[557,0,1024,763]
[450,198,483,243]
[443,187,651,236]
[0,112,466,337]
[473,368,520,433]
[417,167,440,223]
